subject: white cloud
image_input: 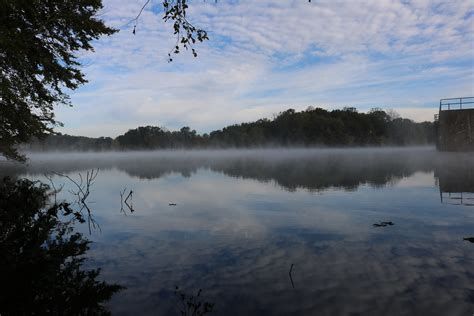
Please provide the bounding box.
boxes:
[56,0,474,137]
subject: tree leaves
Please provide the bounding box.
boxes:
[132,0,209,61]
[163,0,209,61]
[0,0,117,161]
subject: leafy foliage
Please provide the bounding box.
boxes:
[131,0,209,61]
[0,0,117,161]
[116,125,205,149]
[0,177,123,315]
[163,0,209,61]
[207,107,436,147]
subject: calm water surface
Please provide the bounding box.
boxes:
[1,147,473,315]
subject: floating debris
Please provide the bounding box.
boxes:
[373,221,395,227]
[463,237,474,243]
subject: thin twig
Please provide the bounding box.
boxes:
[131,0,152,34]
[44,173,64,205]
[289,263,295,289]
[120,188,127,215]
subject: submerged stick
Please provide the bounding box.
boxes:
[120,188,135,214]
[289,263,295,289]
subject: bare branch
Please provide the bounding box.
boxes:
[44,173,64,205]
[120,188,135,214]
[54,169,101,234]
[131,0,152,34]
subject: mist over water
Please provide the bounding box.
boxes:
[1,147,473,315]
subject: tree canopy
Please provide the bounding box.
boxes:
[0,0,213,161]
[0,0,116,161]
[24,107,436,152]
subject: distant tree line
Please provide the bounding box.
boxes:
[22,107,436,152]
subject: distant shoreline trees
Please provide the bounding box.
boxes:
[21,107,436,153]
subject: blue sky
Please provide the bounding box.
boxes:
[57,0,474,137]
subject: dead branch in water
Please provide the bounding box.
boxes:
[54,169,100,234]
[44,173,64,205]
[289,263,295,289]
[120,188,135,214]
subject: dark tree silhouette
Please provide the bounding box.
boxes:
[23,107,436,151]
[0,177,123,315]
[0,0,117,161]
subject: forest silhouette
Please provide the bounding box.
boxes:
[23,107,436,152]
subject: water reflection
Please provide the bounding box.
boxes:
[0,177,123,315]
[436,155,474,206]
[2,147,472,192]
[0,148,473,315]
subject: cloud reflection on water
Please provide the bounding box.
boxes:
[1,148,473,315]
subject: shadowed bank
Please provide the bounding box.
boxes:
[0,178,123,315]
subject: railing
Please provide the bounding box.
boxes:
[439,97,474,111]
[440,191,474,207]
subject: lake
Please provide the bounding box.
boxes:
[1,147,473,315]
